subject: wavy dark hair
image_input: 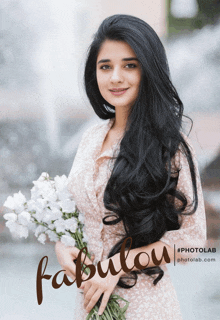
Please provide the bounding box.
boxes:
[84,14,198,287]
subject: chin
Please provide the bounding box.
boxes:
[105,98,133,109]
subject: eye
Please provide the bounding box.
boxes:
[100,65,111,70]
[125,63,137,69]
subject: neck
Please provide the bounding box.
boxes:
[112,106,129,133]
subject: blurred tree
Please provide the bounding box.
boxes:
[168,0,220,37]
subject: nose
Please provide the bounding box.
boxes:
[110,66,123,83]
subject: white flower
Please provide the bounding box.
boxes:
[28,221,37,232]
[38,233,47,244]
[48,223,55,229]
[3,174,79,246]
[59,200,75,213]
[6,220,28,239]
[44,189,57,202]
[16,224,29,239]
[35,225,47,237]
[56,190,72,201]
[27,199,37,211]
[4,211,29,239]
[46,230,59,242]
[36,172,50,182]
[32,178,57,202]
[18,211,31,226]
[64,218,77,233]
[17,225,29,238]
[28,199,47,212]
[61,234,75,247]
[54,175,68,191]
[49,206,62,220]
[28,199,49,223]
[4,191,26,213]
[30,186,42,201]
[33,210,46,223]
[54,175,72,202]
[5,220,18,233]
[3,213,17,222]
[47,201,60,210]
[3,196,16,210]
[78,212,84,224]
[41,207,59,224]
[36,183,57,202]
[54,219,66,233]
[41,206,62,224]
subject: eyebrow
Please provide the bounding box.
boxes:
[97,57,138,64]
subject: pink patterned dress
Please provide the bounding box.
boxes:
[68,118,207,320]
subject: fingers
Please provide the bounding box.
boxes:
[70,247,94,266]
[62,261,77,280]
[78,251,95,266]
[61,252,88,281]
[55,241,85,262]
[98,291,111,316]
[82,278,111,315]
[84,288,103,314]
[64,262,90,282]
[55,242,94,281]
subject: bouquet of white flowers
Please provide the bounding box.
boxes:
[3,172,129,320]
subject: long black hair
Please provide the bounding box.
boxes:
[84,14,198,287]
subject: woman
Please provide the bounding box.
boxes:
[55,14,206,319]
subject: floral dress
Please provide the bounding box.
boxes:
[67,118,207,320]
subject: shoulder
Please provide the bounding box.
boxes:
[68,120,108,177]
[180,132,194,150]
[171,132,197,173]
[179,132,197,161]
[81,120,107,142]
[78,119,111,149]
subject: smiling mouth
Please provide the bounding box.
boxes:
[109,88,129,96]
[109,88,129,92]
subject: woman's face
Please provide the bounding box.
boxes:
[96,40,142,112]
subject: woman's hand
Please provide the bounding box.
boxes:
[80,254,124,316]
[55,241,94,281]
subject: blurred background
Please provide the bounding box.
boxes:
[0,0,219,319]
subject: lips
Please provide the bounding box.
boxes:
[109,88,129,96]
[109,88,129,92]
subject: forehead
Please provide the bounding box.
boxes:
[97,40,137,61]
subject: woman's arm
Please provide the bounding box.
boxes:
[54,239,174,316]
[80,240,175,316]
[159,134,207,261]
[111,240,174,276]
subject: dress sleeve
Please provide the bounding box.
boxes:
[160,134,207,260]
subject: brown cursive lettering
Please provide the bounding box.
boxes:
[36,239,171,304]
[151,246,170,265]
[36,256,52,305]
[75,246,96,288]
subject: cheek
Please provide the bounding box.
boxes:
[129,72,141,87]
[96,73,106,92]
[135,77,142,95]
